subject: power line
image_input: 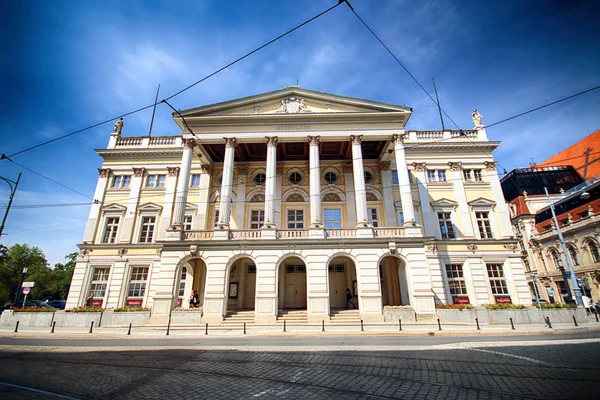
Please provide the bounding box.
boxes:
[3,2,342,159]
[487,84,600,128]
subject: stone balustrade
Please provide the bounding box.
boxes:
[182,227,410,240]
[112,136,182,149]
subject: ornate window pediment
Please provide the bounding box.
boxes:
[137,202,163,213]
[283,188,309,202]
[101,203,127,213]
[431,198,458,210]
[468,197,496,210]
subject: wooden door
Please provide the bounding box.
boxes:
[243,267,256,309]
[284,266,306,308]
[329,270,346,308]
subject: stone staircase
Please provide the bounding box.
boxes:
[329,308,361,324]
[223,310,255,325]
[277,309,308,324]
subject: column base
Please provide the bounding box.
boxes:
[165,229,183,241]
[213,228,230,240]
[356,226,374,238]
[309,227,326,239]
[260,227,278,239]
[404,225,423,237]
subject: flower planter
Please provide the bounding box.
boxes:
[170,309,204,325]
[382,308,416,322]
[0,311,56,327]
[101,310,151,327]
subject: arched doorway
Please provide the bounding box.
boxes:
[176,258,207,309]
[328,256,358,310]
[225,257,257,312]
[379,256,410,306]
[278,256,307,310]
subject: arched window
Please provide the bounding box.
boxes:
[549,250,563,270]
[589,242,600,263]
[567,246,580,266]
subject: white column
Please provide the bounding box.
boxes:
[82,168,110,242]
[172,139,195,229]
[391,134,416,224]
[234,165,248,229]
[485,161,513,238]
[264,136,278,228]
[379,161,397,226]
[120,167,144,243]
[308,136,322,226]
[350,135,368,226]
[275,164,283,229]
[413,163,435,236]
[158,167,180,239]
[218,137,237,228]
[344,166,357,226]
[195,165,212,229]
[448,162,475,238]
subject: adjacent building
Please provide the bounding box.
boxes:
[66,87,531,323]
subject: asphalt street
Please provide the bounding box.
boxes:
[1,332,599,399]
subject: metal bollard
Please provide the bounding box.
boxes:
[595,311,599,322]
[14,321,19,333]
[89,321,94,334]
[322,319,325,332]
[205,323,208,336]
[243,322,246,335]
[127,322,132,336]
[475,318,481,331]
[398,319,402,331]
[51,321,56,334]
[360,319,364,332]
[283,319,286,332]
[437,318,442,331]
[166,316,171,336]
[546,316,553,329]
[510,318,515,330]
[573,315,578,327]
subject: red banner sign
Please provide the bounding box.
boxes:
[126,299,143,307]
[91,299,103,307]
[495,296,512,304]
[453,296,470,304]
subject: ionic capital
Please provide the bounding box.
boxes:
[200,164,213,174]
[307,135,320,146]
[412,162,426,172]
[183,139,196,149]
[98,168,111,178]
[391,133,407,145]
[448,162,462,171]
[377,161,391,171]
[265,136,279,147]
[350,135,363,145]
[167,167,180,177]
[224,137,238,148]
[133,167,145,177]
[484,161,498,171]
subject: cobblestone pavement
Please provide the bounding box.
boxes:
[0,340,599,399]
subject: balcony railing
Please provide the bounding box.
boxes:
[182,227,407,240]
[111,136,182,149]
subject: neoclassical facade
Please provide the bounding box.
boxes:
[66,87,531,323]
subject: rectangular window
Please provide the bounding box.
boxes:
[396,209,405,227]
[287,209,304,229]
[427,169,447,182]
[112,175,131,188]
[437,170,447,182]
[463,169,483,182]
[391,170,399,184]
[183,215,193,231]
[139,216,156,243]
[487,263,509,296]
[446,264,469,303]
[250,210,265,229]
[427,169,436,182]
[146,174,166,188]
[127,267,148,305]
[178,267,187,297]
[476,211,493,238]
[102,217,120,243]
[368,208,379,227]
[89,267,110,300]
[324,208,342,228]
[437,212,455,239]
[190,174,201,187]
[214,210,220,226]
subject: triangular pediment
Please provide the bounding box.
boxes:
[430,198,458,208]
[137,202,163,212]
[101,203,127,213]
[185,202,198,212]
[179,87,412,117]
[468,197,496,209]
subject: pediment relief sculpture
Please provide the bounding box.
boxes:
[276,97,311,114]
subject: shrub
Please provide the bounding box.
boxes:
[12,307,57,313]
[435,304,473,310]
[482,303,525,310]
[173,307,203,312]
[114,307,151,312]
[538,303,577,309]
[68,306,104,312]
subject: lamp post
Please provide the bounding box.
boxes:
[14,266,28,304]
[0,172,22,240]
[543,187,582,306]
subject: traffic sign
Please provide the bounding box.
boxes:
[22,287,30,295]
[22,282,35,288]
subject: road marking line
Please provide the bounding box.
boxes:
[463,348,552,365]
[0,381,81,399]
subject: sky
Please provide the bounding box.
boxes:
[0,0,599,266]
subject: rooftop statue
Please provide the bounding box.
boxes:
[472,109,483,127]
[114,117,124,135]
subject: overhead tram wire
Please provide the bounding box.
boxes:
[3,2,342,159]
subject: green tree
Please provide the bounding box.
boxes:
[46,252,77,300]
[0,243,48,304]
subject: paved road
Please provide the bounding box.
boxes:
[1,332,599,399]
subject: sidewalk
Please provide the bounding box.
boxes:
[1,319,599,338]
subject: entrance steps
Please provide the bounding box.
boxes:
[329,308,361,324]
[277,309,308,324]
[223,310,255,324]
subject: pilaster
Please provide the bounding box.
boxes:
[82,168,110,242]
[120,167,144,243]
[448,162,475,238]
[485,161,514,238]
[413,162,435,237]
[158,167,179,240]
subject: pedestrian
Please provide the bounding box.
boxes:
[85,294,94,307]
[345,287,356,309]
[189,290,196,308]
[193,290,199,308]
[582,295,592,315]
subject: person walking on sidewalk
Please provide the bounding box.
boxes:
[345,287,356,309]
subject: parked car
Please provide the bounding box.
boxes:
[46,300,66,309]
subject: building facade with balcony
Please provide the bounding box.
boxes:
[66,87,531,323]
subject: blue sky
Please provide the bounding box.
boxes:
[1,0,599,266]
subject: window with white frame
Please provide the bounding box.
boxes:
[183,215,193,231]
[324,208,342,228]
[367,207,379,227]
[427,169,446,183]
[127,267,148,306]
[213,209,220,227]
[177,267,187,306]
[475,211,493,238]
[437,212,455,239]
[463,169,483,182]
[396,209,404,226]
[445,264,469,303]
[89,267,110,299]
[146,174,166,188]
[486,263,509,296]
[111,175,131,189]
[287,209,304,229]
[190,174,201,187]
[139,216,156,243]
[250,210,265,229]
[102,217,120,244]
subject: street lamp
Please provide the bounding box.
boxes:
[0,172,22,240]
[13,266,28,304]
[543,187,583,306]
